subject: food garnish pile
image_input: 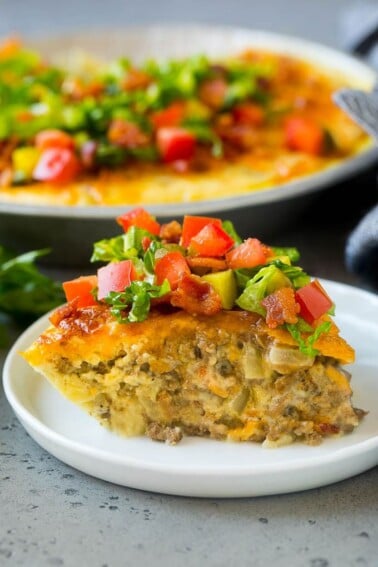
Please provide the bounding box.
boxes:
[0,38,367,204]
[62,207,333,357]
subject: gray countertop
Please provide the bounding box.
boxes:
[1,1,378,566]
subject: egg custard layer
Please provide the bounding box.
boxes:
[23,306,362,447]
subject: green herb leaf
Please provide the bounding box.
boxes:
[270,246,300,263]
[104,280,170,323]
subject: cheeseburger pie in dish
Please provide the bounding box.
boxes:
[0,32,372,208]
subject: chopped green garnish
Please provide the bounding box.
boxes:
[271,247,300,263]
[91,226,158,263]
[104,280,170,323]
[286,319,332,357]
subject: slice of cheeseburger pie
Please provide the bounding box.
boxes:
[23,209,365,446]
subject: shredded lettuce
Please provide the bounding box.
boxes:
[143,240,165,274]
[270,260,310,289]
[235,264,281,316]
[286,319,332,357]
[103,280,170,323]
[91,226,157,263]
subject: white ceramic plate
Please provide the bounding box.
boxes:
[3,280,378,498]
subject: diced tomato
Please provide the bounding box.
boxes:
[232,103,264,126]
[33,148,80,183]
[295,280,334,324]
[226,238,268,269]
[284,116,325,155]
[217,123,257,150]
[62,275,98,308]
[35,129,75,151]
[189,223,234,257]
[156,127,196,162]
[181,215,222,248]
[116,207,161,235]
[150,103,185,130]
[154,251,190,290]
[97,260,137,300]
[107,119,149,148]
[199,78,228,109]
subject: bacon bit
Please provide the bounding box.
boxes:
[121,68,151,91]
[159,220,182,243]
[217,123,259,151]
[48,300,108,335]
[87,81,104,97]
[215,113,234,129]
[0,167,13,187]
[62,77,103,100]
[49,298,80,327]
[0,137,19,170]
[186,256,228,272]
[107,119,150,149]
[62,77,86,100]
[261,287,300,328]
[232,103,265,127]
[315,423,340,435]
[199,78,228,109]
[209,64,228,76]
[170,274,222,316]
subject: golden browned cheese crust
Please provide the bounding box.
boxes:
[22,306,361,446]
